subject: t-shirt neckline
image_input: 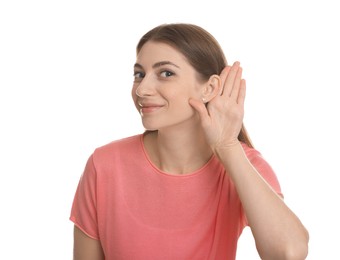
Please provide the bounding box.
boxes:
[138,133,216,178]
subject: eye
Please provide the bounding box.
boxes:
[133,71,145,80]
[160,70,174,78]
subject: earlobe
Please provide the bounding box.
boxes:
[202,75,221,102]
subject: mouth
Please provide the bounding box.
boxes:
[138,102,164,115]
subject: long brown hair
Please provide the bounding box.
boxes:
[137,23,254,148]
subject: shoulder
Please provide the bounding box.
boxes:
[240,142,261,159]
[240,142,283,196]
[240,142,271,169]
[240,142,270,166]
[90,134,143,167]
[95,134,142,154]
[84,134,143,174]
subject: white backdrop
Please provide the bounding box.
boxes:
[1,0,339,259]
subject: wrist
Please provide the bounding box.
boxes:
[213,141,247,168]
[213,140,242,155]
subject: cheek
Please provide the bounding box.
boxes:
[131,86,136,100]
[170,96,194,114]
[131,85,139,111]
[167,86,198,109]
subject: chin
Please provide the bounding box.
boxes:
[141,121,159,131]
[144,126,158,131]
[140,116,164,131]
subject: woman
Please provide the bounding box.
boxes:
[70,23,309,259]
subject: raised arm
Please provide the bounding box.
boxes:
[189,62,309,259]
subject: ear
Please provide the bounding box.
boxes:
[201,75,221,103]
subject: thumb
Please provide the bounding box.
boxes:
[188,98,210,126]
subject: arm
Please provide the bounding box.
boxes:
[215,143,309,259]
[73,225,105,260]
[189,62,309,259]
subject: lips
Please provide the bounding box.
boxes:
[138,101,164,114]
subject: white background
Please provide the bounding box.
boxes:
[1,0,339,259]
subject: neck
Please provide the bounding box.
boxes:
[143,123,213,175]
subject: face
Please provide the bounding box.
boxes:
[132,41,205,131]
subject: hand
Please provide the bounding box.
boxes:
[189,61,246,152]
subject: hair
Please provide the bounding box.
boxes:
[136,23,254,148]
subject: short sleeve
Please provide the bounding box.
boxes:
[240,144,283,228]
[243,145,283,198]
[70,154,99,240]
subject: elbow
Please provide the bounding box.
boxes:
[259,231,309,260]
[260,243,309,260]
[283,241,309,260]
[282,233,310,260]
[288,225,309,259]
[279,232,309,260]
[286,230,309,260]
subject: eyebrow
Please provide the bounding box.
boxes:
[134,61,180,69]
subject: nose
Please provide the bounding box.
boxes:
[135,76,155,97]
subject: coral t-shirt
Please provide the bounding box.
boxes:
[70,134,282,259]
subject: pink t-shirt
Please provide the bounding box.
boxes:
[70,134,282,259]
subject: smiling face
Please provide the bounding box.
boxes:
[132,41,205,131]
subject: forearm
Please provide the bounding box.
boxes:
[215,143,309,259]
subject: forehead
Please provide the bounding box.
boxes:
[136,41,190,67]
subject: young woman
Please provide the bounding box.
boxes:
[70,23,309,259]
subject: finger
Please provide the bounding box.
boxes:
[230,67,243,100]
[219,66,231,95]
[222,61,240,97]
[188,98,210,127]
[237,79,246,105]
